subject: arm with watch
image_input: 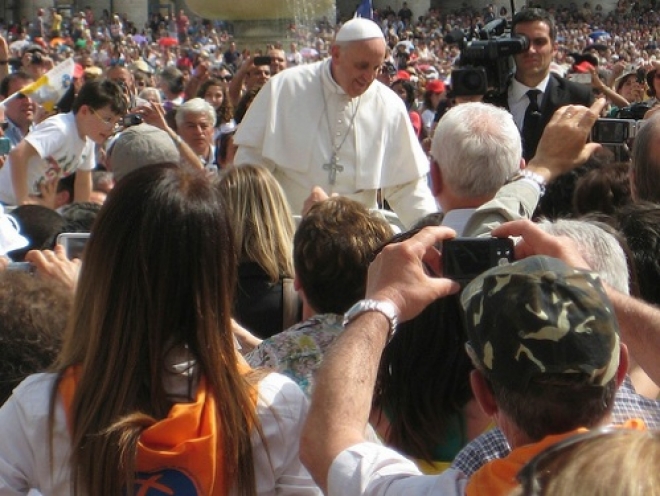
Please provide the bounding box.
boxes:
[463,98,607,237]
[301,226,461,494]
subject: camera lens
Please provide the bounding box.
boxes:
[464,72,484,91]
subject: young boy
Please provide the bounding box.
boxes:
[0,79,127,206]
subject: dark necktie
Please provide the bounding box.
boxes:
[522,89,542,160]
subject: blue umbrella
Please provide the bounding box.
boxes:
[589,30,609,40]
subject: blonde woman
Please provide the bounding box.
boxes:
[218,165,297,339]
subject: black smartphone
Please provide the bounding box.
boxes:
[121,113,143,127]
[253,55,272,66]
[591,118,636,144]
[442,237,514,285]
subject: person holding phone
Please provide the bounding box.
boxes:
[228,55,271,107]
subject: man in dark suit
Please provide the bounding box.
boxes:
[488,8,594,161]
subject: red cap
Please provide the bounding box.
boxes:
[176,57,192,69]
[396,70,411,81]
[426,79,446,93]
[73,63,84,79]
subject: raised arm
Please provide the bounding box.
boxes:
[300,226,460,492]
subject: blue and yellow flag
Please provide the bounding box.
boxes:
[16,58,74,112]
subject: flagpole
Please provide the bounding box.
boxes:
[0,90,21,110]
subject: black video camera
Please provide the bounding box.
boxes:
[448,19,529,98]
[616,101,652,120]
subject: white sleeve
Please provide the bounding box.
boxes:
[252,373,322,495]
[23,118,65,160]
[382,176,438,230]
[76,141,96,171]
[233,144,275,171]
[0,395,33,494]
[0,374,70,495]
[328,443,468,496]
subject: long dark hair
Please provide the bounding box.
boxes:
[50,164,261,495]
[373,294,474,463]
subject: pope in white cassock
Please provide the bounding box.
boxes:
[233,18,437,228]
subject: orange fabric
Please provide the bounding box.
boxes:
[59,362,257,495]
[466,419,646,496]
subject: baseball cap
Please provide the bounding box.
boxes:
[131,59,153,74]
[426,79,446,93]
[107,124,181,182]
[395,70,411,81]
[461,255,620,393]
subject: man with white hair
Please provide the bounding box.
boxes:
[429,101,605,236]
[233,17,436,228]
[175,98,218,171]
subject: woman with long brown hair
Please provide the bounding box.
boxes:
[0,164,319,495]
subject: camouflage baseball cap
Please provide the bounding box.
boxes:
[460,255,620,393]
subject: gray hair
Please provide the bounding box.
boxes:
[138,88,161,103]
[630,113,660,203]
[431,102,522,198]
[175,98,217,128]
[537,218,630,294]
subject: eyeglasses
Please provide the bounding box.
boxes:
[516,427,623,495]
[219,75,232,82]
[89,107,118,128]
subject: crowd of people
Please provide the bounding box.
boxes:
[2,2,660,495]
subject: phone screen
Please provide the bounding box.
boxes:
[57,233,90,260]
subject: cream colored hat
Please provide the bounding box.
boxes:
[335,18,384,42]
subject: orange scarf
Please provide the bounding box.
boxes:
[59,363,257,495]
[466,418,646,496]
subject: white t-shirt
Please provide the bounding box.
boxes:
[0,112,95,205]
[0,372,320,495]
[328,442,468,496]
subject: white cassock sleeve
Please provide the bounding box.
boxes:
[382,177,438,229]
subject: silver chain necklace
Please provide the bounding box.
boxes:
[320,76,362,185]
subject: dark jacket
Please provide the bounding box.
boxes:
[486,73,594,161]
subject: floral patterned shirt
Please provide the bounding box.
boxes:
[246,313,344,397]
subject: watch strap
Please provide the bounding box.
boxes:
[343,299,399,342]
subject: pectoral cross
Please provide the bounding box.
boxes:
[323,153,344,185]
